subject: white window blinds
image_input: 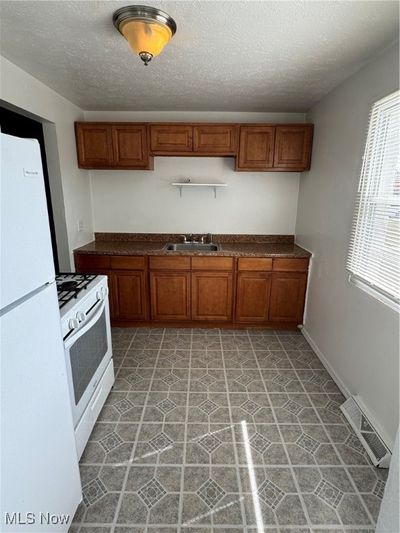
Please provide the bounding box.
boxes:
[347,90,400,309]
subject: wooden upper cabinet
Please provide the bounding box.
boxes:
[150,124,193,154]
[75,122,313,171]
[236,125,275,170]
[193,125,237,155]
[112,124,152,169]
[75,122,152,169]
[274,125,313,170]
[75,123,114,169]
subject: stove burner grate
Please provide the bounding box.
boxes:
[56,273,98,309]
[59,280,79,292]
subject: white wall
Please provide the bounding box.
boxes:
[1,57,94,269]
[85,111,305,235]
[376,430,399,532]
[296,43,399,447]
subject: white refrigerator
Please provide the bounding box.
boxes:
[0,133,82,531]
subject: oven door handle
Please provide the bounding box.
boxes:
[64,298,107,349]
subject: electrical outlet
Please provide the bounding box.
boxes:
[78,219,84,232]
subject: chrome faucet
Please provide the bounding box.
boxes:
[180,233,212,244]
[200,233,213,244]
[180,234,195,243]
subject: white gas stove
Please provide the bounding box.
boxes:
[57,273,107,335]
[56,273,114,458]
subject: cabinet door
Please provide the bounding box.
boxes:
[112,124,152,169]
[274,125,313,170]
[75,123,114,168]
[235,272,271,323]
[150,272,190,321]
[112,271,148,321]
[150,124,193,154]
[236,125,275,170]
[192,272,233,321]
[269,273,307,323]
[193,125,237,155]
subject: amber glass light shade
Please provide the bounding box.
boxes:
[120,19,172,57]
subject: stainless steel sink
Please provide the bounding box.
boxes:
[165,243,221,252]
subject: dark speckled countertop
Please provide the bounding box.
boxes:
[74,233,311,258]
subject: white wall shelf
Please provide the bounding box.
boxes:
[171,181,227,199]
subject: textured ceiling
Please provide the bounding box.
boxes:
[1,1,398,111]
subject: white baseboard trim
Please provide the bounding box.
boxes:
[300,326,351,399]
[301,326,395,451]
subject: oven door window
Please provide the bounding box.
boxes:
[69,309,108,405]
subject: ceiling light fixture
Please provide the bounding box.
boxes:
[113,5,177,66]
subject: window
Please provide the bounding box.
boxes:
[347,90,400,310]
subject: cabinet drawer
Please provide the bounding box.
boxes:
[238,257,272,271]
[110,256,146,270]
[191,257,233,271]
[74,254,110,270]
[273,258,309,272]
[149,256,191,270]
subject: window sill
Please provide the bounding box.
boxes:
[348,274,400,313]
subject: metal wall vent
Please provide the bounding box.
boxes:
[340,396,391,468]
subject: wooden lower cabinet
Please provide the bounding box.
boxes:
[111,270,148,321]
[74,252,309,327]
[269,272,307,323]
[150,272,191,321]
[235,272,271,323]
[192,272,233,321]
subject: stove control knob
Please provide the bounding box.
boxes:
[96,290,104,301]
[76,312,85,323]
[68,318,79,330]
